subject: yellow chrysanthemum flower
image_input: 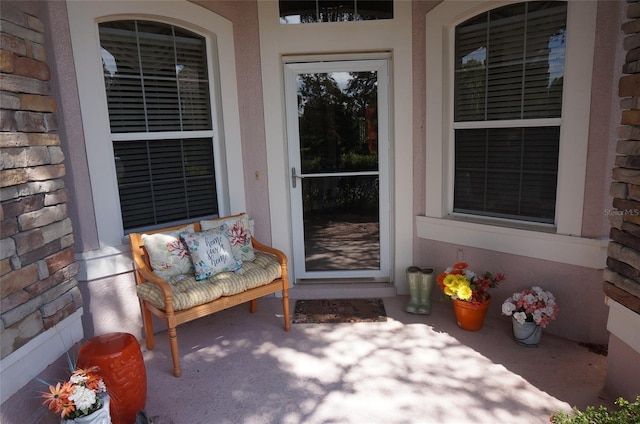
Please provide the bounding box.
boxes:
[457,284,473,300]
[443,274,460,288]
[443,274,473,299]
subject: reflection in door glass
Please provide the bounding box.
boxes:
[280,0,393,24]
[297,72,380,271]
[303,176,380,271]
[297,72,378,173]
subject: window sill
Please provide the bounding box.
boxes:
[75,245,133,281]
[416,215,608,269]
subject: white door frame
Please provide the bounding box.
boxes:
[284,58,392,281]
[258,0,414,294]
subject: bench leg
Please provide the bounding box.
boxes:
[282,288,290,332]
[141,301,155,350]
[167,324,181,377]
[249,299,257,313]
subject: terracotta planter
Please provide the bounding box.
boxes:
[77,333,146,424]
[452,297,491,331]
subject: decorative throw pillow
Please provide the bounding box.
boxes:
[200,213,255,262]
[142,225,195,280]
[180,230,242,281]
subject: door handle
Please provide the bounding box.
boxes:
[291,167,304,188]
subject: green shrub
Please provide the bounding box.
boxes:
[550,396,640,424]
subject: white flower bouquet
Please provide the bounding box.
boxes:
[41,366,108,420]
[502,286,559,328]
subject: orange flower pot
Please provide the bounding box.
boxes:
[453,297,491,331]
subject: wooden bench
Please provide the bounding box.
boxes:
[129,215,290,377]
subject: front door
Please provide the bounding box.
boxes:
[284,59,391,281]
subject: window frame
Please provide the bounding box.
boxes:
[99,20,220,232]
[67,1,246,252]
[420,0,606,267]
[450,2,567,224]
[279,0,394,24]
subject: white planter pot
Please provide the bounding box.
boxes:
[61,393,111,424]
[512,317,542,347]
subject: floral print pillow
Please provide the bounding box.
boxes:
[142,225,195,280]
[200,213,255,262]
[180,230,242,280]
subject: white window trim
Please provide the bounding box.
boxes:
[67,1,245,278]
[421,0,605,268]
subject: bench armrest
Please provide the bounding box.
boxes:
[129,232,176,313]
[252,237,288,266]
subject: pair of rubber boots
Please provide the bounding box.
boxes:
[405,266,434,315]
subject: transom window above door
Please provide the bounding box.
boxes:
[279,0,393,24]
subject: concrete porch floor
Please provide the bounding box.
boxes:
[136,294,612,424]
[4,294,613,424]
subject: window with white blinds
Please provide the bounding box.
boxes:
[99,21,218,230]
[453,1,566,224]
[279,0,393,24]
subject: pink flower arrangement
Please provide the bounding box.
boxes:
[502,286,559,328]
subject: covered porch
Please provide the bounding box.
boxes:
[9,295,611,424]
[1,1,639,422]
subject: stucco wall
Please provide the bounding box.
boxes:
[55,0,623,345]
[193,0,272,243]
[3,0,621,349]
[583,0,624,239]
[57,0,271,254]
[606,334,640,401]
[1,0,272,409]
[52,0,270,340]
[411,0,622,344]
[414,240,610,343]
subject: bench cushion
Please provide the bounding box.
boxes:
[136,251,282,311]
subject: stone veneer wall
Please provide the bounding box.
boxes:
[602,0,640,400]
[606,2,640,313]
[0,3,80,359]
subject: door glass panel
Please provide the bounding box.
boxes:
[298,72,378,173]
[296,71,380,272]
[303,176,380,271]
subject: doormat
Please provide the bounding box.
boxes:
[292,298,387,324]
